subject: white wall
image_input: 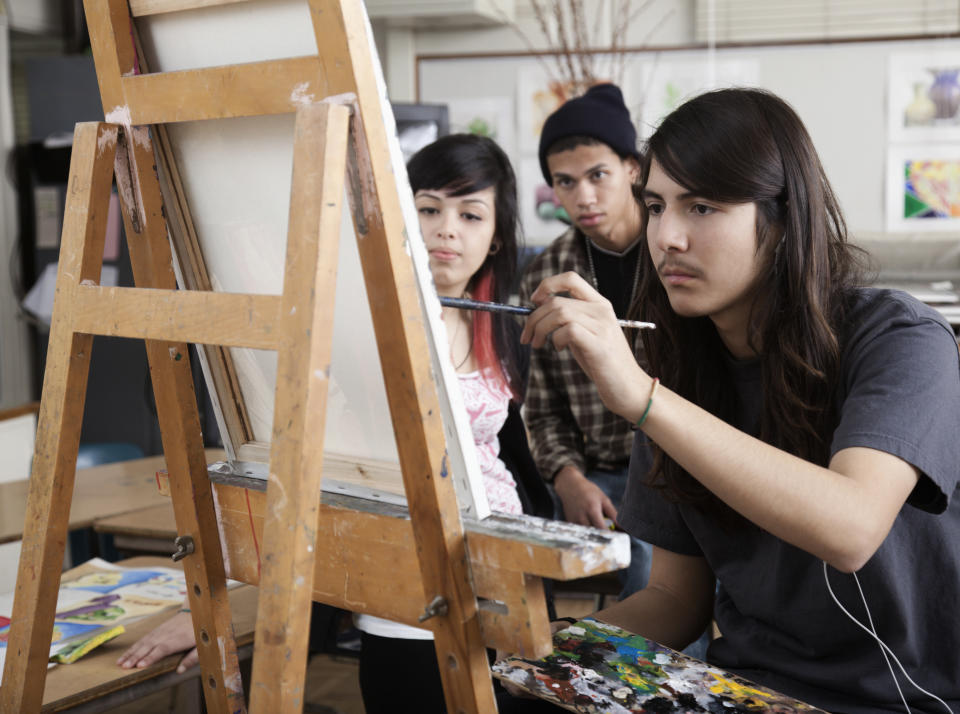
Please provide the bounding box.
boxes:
[0,412,35,594]
[728,41,905,242]
[4,0,59,34]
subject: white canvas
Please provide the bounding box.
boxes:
[134,0,490,518]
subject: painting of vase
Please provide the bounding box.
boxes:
[928,68,960,120]
[904,83,936,126]
[888,53,960,142]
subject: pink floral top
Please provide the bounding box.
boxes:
[354,369,525,640]
[459,370,523,515]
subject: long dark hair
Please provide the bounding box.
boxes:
[407,133,524,399]
[633,88,866,508]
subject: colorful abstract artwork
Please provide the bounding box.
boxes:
[902,159,960,219]
[886,146,960,231]
[0,621,101,647]
[492,618,826,713]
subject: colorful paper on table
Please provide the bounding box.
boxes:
[50,625,125,664]
[0,558,193,682]
[1,615,110,684]
[0,585,92,620]
[60,566,170,594]
[0,621,102,647]
[492,618,827,713]
[53,560,188,628]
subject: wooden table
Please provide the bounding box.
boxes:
[0,450,225,545]
[93,504,179,556]
[41,556,257,713]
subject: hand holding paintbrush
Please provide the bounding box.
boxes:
[518,271,657,425]
[439,296,655,330]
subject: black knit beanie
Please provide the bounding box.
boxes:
[538,83,639,185]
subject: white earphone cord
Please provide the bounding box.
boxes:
[822,561,954,714]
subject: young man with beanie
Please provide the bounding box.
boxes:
[519,83,652,599]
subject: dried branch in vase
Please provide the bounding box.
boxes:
[495,0,673,98]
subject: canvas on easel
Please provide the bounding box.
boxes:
[0,2,630,713]
[134,0,492,519]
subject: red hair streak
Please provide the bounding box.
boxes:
[469,269,517,400]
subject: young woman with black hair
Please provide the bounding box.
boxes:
[355,133,553,713]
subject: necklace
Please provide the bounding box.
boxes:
[448,310,473,370]
[454,335,473,370]
[584,234,642,314]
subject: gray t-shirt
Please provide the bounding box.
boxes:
[619,288,960,713]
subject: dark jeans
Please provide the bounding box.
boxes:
[359,633,446,713]
[358,632,564,713]
[581,466,652,598]
[558,466,711,661]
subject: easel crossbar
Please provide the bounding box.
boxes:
[166,474,630,659]
[118,57,323,124]
[129,0,252,18]
[71,286,281,348]
[198,470,631,581]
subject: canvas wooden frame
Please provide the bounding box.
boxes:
[128,0,492,518]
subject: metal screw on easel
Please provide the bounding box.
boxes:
[418,595,448,622]
[172,535,195,562]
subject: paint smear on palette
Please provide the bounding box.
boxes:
[492,618,828,713]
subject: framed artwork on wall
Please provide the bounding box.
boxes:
[887,52,960,144]
[446,96,516,160]
[638,58,758,139]
[885,144,960,232]
[518,156,570,246]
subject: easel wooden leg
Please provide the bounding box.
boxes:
[0,122,117,713]
[248,102,350,712]
[320,0,500,694]
[79,5,247,704]
[312,3,506,707]
[340,112,499,714]
[113,125,246,714]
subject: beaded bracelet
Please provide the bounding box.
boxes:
[636,378,660,428]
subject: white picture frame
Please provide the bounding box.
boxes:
[887,52,960,144]
[885,144,960,233]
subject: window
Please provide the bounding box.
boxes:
[695,0,960,43]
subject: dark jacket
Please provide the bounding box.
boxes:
[496,318,554,520]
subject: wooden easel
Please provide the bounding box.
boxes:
[0,2,627,713]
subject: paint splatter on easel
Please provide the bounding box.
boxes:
[492,618,827,713]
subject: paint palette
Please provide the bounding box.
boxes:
[492,618,827,713]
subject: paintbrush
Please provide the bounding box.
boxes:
[439,296,656,330]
